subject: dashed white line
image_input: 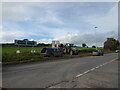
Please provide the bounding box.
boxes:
[83,71,88,74]
[76,58,117,78]
[90,68,95,71]
[85,70,90,73]
[76,74,83,77]
[95,66,99,69]
[99,64,103,67]
[48,58,118,89]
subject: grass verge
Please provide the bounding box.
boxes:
[2,46,104,65]
[2,52,92,65]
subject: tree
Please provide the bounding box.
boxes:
[92,45,96,48]
[104,38,119,51]
[82,43,87,47]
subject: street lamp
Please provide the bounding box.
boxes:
[94,27,98,50]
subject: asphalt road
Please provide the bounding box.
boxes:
[3,53,118,88]
[49,59,118,88]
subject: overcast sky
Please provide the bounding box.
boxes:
[1,2,118,47]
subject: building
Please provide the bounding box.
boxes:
[52,40,60,48]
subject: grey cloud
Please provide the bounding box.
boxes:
[59,31,118,47]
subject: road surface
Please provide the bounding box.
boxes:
[3,53,118,88]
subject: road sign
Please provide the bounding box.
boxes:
[15,39,37,46]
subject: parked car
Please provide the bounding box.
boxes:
[41,48,63,57]
[115,50,120,53]
[92,50,103,56]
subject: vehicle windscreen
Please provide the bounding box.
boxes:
[93,50,101,52]
[93,50,98,52]
[52,48,57,52]
[41,48,47,53]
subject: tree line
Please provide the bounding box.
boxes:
[82,38,120,51]
[104,38,119,51]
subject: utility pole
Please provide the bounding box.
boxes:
[94,27,98,50]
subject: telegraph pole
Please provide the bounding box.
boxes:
[94,27,98,50]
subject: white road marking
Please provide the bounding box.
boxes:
[83,71,88,74]
[76,58,117,78]
[85,70,90,73]
[99,64,103,67]
[76,74,83,77]
[48,58,118,89]
[95,66,99,69]
[90,68,95,71]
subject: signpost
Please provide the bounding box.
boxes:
[15,39,37,46]
[15,39,37,54]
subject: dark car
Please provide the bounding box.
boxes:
[92,50,103,56]
[41,48,63,57]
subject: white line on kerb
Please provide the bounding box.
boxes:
[76,58,117,78]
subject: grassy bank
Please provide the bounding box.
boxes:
[2,46,103,65]
[2,52,92,65]
[2,46,50,54]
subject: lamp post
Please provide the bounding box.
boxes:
[94,27,98,50]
